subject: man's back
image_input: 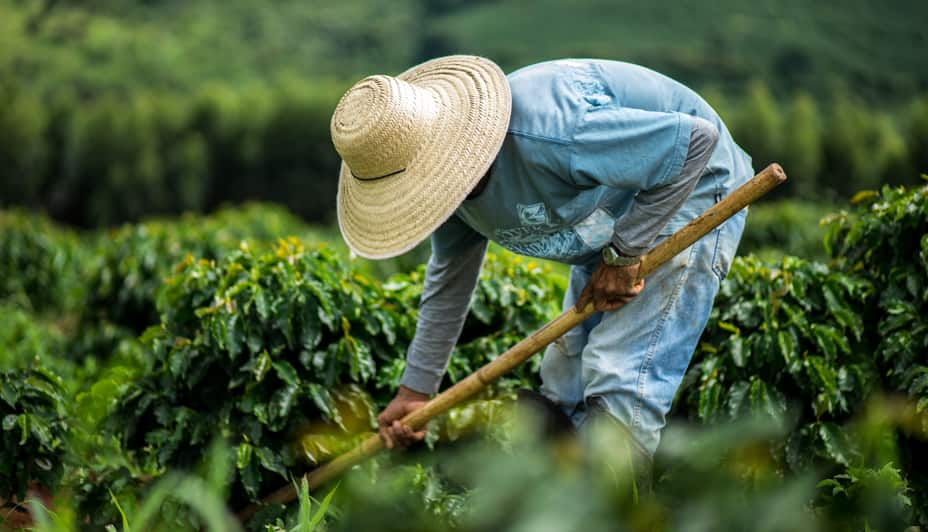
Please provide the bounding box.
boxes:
[448,59,752,264]
[506,59,751,195]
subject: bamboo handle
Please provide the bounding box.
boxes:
[239,163,787,520]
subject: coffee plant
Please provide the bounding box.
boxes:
[825,184,928,421]
[0,367,69,502]
[104,238,562,517]
[0,305,66,372]
[1,184,927,529]
[83,203,311,335]
[680,255,877,469]
[0,211,83,314]
[825,182,928,521]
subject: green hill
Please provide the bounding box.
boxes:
[430,0,928,102]
[2,0,926,102]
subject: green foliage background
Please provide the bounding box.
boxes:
[1,0,927,226]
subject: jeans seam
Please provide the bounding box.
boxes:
[632,245,693,429]
[710,193,727,282]
[711,226,725,281]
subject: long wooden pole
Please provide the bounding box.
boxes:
[239,163,787,521]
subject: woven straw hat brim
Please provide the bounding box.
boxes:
[336,56,511,259]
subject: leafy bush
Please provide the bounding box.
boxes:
[0,210,83,313]
[0,367,69,502]
[331,413,912,532]
[824,183,928,521]
[112,241,416,506]
[107,240,562,513]
[824,185,928,411]
[444,253,564,388]
[5,183,928,528]
[83,203,311,334]
[676,182,928,526]
[680,256,877,470]
[0,304,67,371]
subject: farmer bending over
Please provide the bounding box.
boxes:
[330,56,752,484]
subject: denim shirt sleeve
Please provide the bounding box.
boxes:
[570,106,721,255]
[612,117,720,255]
[400,216,488,394]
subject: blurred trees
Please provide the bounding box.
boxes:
[0,86,49,208]
[908,96,928,179]
[732,82,784,176]
[781,92,822,197]
[1,1,927,226]
[2,77,928,227]
[716,86,925,202]
[0,80,343,227]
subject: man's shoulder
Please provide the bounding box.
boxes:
[509,59,704,119]
[504,59,672,141]
[505,60,596,144]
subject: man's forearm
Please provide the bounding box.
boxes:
[400,239,487,394]
[611,117,720,256]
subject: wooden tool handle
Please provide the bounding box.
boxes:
[239,163,787,520]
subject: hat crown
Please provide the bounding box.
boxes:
[331,75,438,180]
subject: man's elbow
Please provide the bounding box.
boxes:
[691,117,720,160]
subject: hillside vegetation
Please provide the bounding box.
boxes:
[3,0,926,102]
[3,0,928,227]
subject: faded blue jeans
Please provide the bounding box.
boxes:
[540,206,748,456]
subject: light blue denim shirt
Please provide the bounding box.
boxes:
[400,59,754,395]
[432,59,752,265]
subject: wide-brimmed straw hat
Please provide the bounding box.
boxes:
[332,55,512,259]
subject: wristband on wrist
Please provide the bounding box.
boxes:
[602,242,641,267]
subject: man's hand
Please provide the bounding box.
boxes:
[377,385,429,449]
[575,262,645,312]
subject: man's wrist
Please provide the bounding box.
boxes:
[602,242,641,267]
[398,385,430,401]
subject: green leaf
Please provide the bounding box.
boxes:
[255,447,288,478]
[273,360,300,386]
[269,383,299,422]
[307,383,339,425]
[811,324,849,358]
[698,376,722,422]
[297,477,313,531]
[749,378,786,420]
[729,335,748,367]
[818,422,857,467]
[225,313,243,356]
[726,380,750,418]
[301,310,323,350]
[353,341,376,381]
[240,456,262,501]
[108,489,131,532]
[255,287,270,321]
[777,330,801,373]
[253,350,272,382]
[308,484,338,530]
[807,356,840,415]
[236,441,253,470]
[1,381,20,406]
[17,414,30,444]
